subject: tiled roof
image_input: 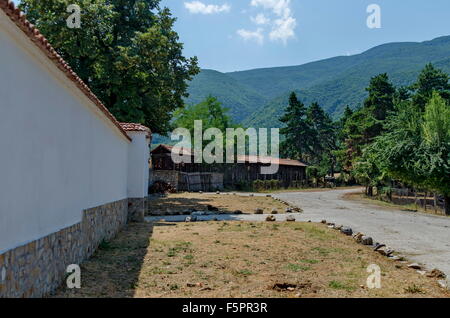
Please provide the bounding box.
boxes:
[120,123,151,133]
[237,155,308,167]
[152,145,307,167]
[0,0,132,141]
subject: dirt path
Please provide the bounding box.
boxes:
[275,188,450,279]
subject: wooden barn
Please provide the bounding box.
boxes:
[151,144,308,191]
[225,155,308,188]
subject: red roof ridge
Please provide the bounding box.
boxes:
[152,144,307,167]
[120,123,151,133]
[0,0,131,141]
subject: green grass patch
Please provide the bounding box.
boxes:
[285,263,311,272]
[328,280,356,292]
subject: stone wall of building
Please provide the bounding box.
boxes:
[128,197,148,223]
[0,199,129,298]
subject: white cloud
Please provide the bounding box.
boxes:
[249,0,297,44]
[184,1,231,15]
[237,28,264,45]
[270,15,296,43]
[251,13,270,25]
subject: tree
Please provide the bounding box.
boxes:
[337,106,354,140]
[336,74,396,186]
[307,103,335,156]
[173,96,233,149]
[364,73,396,128]
[20,0,200,135]
[411,63,450,110]
[306,102,337,174]
[279,92,313,161]
[419,93,450,213]
[367,92,450,214]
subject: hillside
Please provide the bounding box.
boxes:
[185,69,268,123]
[186,35,450,128]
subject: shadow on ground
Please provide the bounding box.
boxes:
[51,222,161,298]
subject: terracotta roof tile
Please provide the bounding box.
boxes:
[0,0,133,141]
[237,155,308,167]
[152,144,307,167]
[120,123,151,134]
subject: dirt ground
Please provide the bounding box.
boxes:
[53,220,449,298]
[148,193,291,215]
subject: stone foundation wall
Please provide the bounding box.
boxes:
[0,199,129,298]
[128,197,147,223]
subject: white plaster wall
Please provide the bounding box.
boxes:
[127,132,150,198]
[0,12,130,253]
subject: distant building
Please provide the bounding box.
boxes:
[151,144,307,191]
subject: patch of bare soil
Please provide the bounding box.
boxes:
[147,193,289,215]
[53,221,450,298]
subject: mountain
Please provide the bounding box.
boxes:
[185,69,268,123]
[185,35,450,128]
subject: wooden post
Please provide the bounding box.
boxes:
[424,192,427,211]
[434,193,438,213]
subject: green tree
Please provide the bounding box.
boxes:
[367,92,450,214]
[411,63,450,109]
[337,106,354,140]
[174,96,232,132]
[306,102,338,174]
[20,0,200,135]
[364,73,396,126]
[173,96,234,148]
[307,103,335,156]
[279,92,313,160]
[337,74,396,184]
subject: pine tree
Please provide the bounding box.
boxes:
[411,63,450,109]
[307,103,336,157]
[364,73,396,121]
[279,92,312,160]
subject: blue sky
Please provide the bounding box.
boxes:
[160,0,450,72]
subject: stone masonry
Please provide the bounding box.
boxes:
[128,197,148,223]
[0,198,135,298]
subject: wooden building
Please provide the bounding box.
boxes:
[151,144,307,190]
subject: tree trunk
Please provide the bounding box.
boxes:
[414,191,418,208]
[445,196,450,216]
[434,193,438,213]
[387,189,393,202]
[424,192,427,211]
[367,186,373,197]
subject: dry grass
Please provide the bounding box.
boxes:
[53,221,449,298]
[148,193,290,215]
